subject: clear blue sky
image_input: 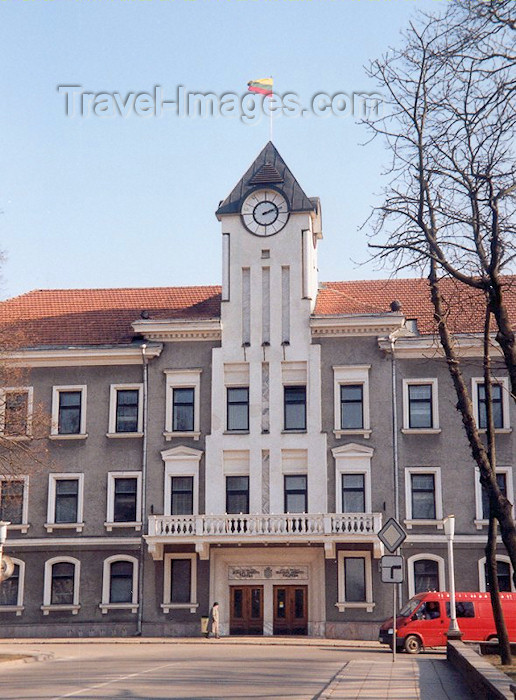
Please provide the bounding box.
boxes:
[0,0,444,300]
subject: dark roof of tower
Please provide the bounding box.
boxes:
[216,141,316,216]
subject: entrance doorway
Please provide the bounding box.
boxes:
[229,586,263,635]
[273,585,308,635]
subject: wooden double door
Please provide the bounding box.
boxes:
[273,585,308,636]
[230,585,264,635]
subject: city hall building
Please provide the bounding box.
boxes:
[0,142,514,638]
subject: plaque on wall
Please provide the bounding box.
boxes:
[228,565,308,581]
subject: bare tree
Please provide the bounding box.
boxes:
[363,0,516,660]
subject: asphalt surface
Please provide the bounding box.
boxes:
[0,639,475,699]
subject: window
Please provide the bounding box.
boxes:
[162,446,202,517]
[333,443,373,515]
[478,555,515,592]
[284,386,306,431]
[173,389,194,432]
[474,466,513,528]
[407,555,445,598]
[333,366,371,438]
[340,385,363,430]
[342,474,365,513]
[164,370,202,439]
[284,475,307,513]
[107,384,142,436]
[404,468,443,527]
[227,387,249,431]
[162,553,198,613]
[42,557,80,614]
[0,477,29,531]
[0,559,24,613]
[100,556,138,613]
[472,377,510,432]
[51,386,87,438]
[226,476,249,514]
[171,476,194,515]
[402,379,439,432]
[337,550,374,612]
[105,472,141,530]
[0,388,33,438]
[46,474,84,532]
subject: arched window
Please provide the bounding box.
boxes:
[0,558,25,613]
[100,555,138,614]
[42,557,80,614]
[407,554,445,598]
[478,556,515,592]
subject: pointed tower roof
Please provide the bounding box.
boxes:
[216,142,316,217]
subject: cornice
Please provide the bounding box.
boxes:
[310,313,406,337]
[6,344,163,367]
[132,318,222,342]
[378,333,502,359]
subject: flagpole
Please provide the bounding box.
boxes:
[269,75,273,142]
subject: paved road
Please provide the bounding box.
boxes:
[0,640,474,699]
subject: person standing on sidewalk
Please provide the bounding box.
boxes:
[208,602,220,638]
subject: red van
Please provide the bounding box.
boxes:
[379,591,516,654]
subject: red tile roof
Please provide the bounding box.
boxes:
[1,278,514,348]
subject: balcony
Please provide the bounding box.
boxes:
[145,512,383,560]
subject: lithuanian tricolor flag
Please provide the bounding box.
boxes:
[247,78,273,96]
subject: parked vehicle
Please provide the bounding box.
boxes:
[379,591,516,654]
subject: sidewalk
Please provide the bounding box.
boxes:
[319,656,474,700]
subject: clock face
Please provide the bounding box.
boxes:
[241,189,289,236]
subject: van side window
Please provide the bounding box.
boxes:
[446,601,475,618]
[415,601,441,619]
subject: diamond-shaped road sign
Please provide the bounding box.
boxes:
[378,517,407,553]
[380,555,404,583]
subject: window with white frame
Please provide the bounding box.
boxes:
[402,379,440,432]
[0,476,29,532]
[336,550,374,612]
[105,472,142,531]
[42,556,80,614]
[107,384,143,436]
[164,369,202,440]
[162,446,202,516]
[100,555,138,613]
[478,555,515,592]
[404,467,443,528]
[161,553,198,613]
[333,366,371,438]
[50,386,87,438]
[332,443,373,514]
[474,466,513,529]
[0,558,25,614]
[46,474,84,532]
[407,554,445,598]
[472,377,511,432]
[0,388,33,438]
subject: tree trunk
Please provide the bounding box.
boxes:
[486,516,512,665]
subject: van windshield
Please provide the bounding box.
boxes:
[399,598,421,617]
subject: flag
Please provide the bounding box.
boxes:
[247,78,273,96]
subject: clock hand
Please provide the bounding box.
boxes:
[262,208,276,216]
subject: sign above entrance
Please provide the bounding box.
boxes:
[378,517,407,553]
[228,565,308,581]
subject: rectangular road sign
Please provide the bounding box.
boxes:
[380,555,404,583]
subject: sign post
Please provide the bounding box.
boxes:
[378,518,407,663]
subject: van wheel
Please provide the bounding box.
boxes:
[487,635,499,643]
[403,635,422,654]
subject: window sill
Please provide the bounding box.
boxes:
[281,430,307,434]
[0,605,24,616]
[334,429,372,439]
[49,434,88,441]
[106,432,143,439]
[223,431,250,435]
[104,521,142,532]
[99,603,138,614]
[45,522,84,533]
[41,604,80,615]
[474,519,489,530]
[164,431,201,442]
[478,428,512,435]
[161,602,199,614]
[0,434,31,442]
[401,428,441,435]
[7,524,30,534]
[404,519,443,530]
[335,602,375,613]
